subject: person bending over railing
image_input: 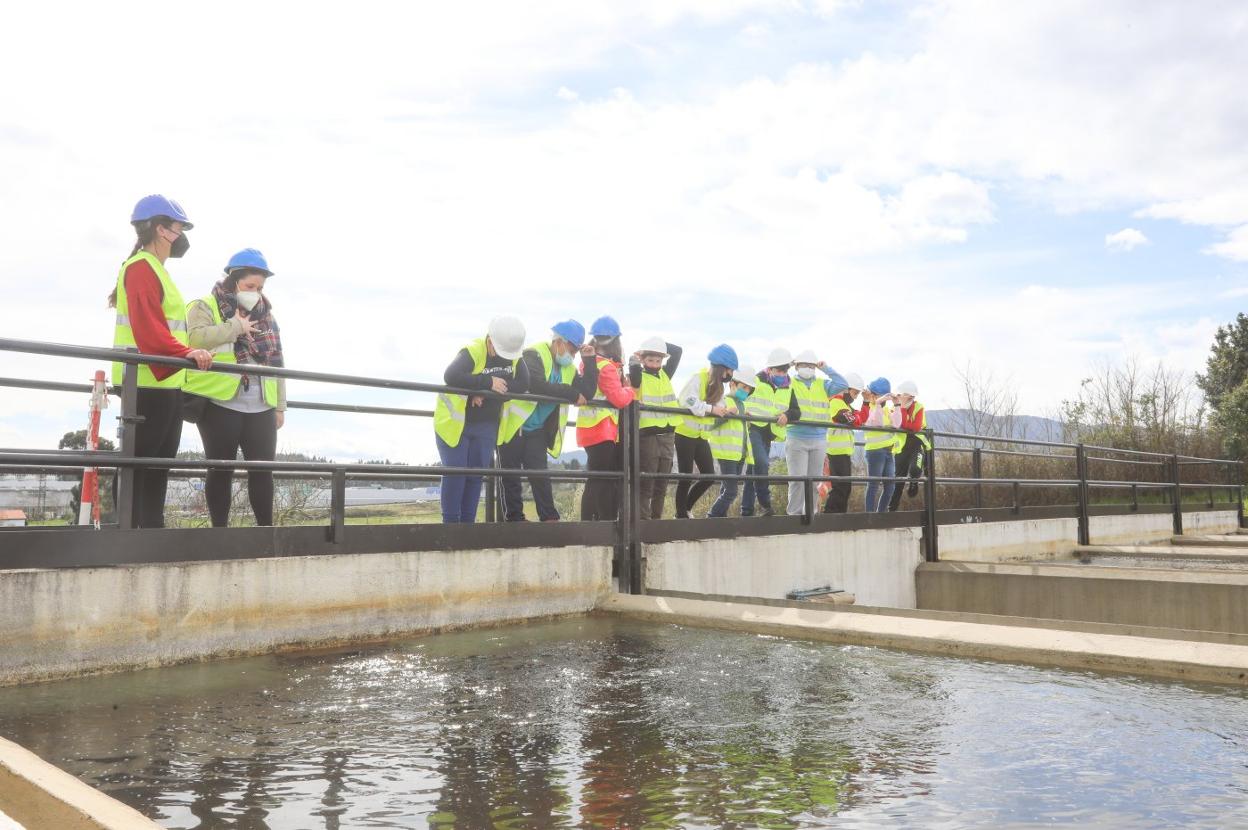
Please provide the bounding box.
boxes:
[433,317,530,523]
[887,380,930,512]
[675,344,739,518]
[498,320,597,522]
[628,337,684,520]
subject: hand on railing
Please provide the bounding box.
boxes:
[188,349,213,370]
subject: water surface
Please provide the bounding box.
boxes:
[0,617,1246,828]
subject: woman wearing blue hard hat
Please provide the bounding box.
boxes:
[575,316,636,521]
[674,344,738,518]
[859,377,902,512]
[184,248,287,527]
[498,319,598,522]
[107,195,213,528]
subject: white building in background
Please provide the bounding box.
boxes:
[0,475,76,520]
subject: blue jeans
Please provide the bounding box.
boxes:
[740,426,772,515]
[865,448,896,513]
[436,420,497,522]
[708,459,744,517]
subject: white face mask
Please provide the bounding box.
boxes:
[235,290,261,311]
[796,366,816,381]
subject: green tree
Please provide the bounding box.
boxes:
[58,430,115,451]
[1198,313,1248,459]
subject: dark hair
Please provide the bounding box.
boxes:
[705,364,728,405]
[222,269,268,292]
[107,219,161,308]
[594,335,623,363]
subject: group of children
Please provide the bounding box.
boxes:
[434,316,929,524]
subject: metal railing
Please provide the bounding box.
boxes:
[0,337,1244,592]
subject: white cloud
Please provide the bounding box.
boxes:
[556,86,580,102]
[1105,228,1149,253]
[1206,225,1248,262]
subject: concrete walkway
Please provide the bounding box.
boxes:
[600,592,1248,686]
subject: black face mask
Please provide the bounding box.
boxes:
[168,231,190,259]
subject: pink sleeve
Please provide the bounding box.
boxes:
[889,407,903,428]
[599,362,636,408]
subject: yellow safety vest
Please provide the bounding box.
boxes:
[637,369,682,430]
[864,401,897,451]
[182,297,279,408]
[790,377,832,427]
[826,397,855,456]
[748,380,791,441]
[433,338,519,448]
[675,368,719,439]
[708,397,755,463]
[111,250,188,389]
[892,402,932,453]
[497,341,575,456]
[574,356,619,432]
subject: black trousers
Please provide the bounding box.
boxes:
[581,441,622,521]
[122,387,184,528]
[888,434,924,512]
[674,433,715,517]
[499,430,559,521]
[197,402,278,526]
[823,454,853,513]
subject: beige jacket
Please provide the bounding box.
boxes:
[186,299,287,410]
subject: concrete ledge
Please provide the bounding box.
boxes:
[1172,535,1248,548]
[917,560,1248,635]
[0,736,157,829]
[600,593,1248,685]
[0,546,611,686]
[1077,545,1248,563]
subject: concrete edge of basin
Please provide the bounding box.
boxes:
[597,593,1248,686]
[0,736,159,829]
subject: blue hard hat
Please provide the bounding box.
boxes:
[707,344,739,371]
[590,316,621,337]
[551,319,585,348]
[868,377,891,395]
[131,194,193,230]
[225,248,273,277]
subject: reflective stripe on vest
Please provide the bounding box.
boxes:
[433,338,519,448]
[181,297,278,407]
[769,385,792,440]
[638,370,682,430]
[708,401,754,463]
[826,398,855,456]
[497,341,575,455]
[111,251,188,389]
[864,402,896,451]
[749,382,779,427]
[674,368,718,438]
[891,402,931,453]
[790,378,832,426]
[575,356,620,431]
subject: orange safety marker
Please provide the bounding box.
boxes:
[78,370,108,528]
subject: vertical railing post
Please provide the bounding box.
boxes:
[329,467,346,543]
[923,432,938,562]
[1209,485,1216,509]
[972,447,983,510]
[626,401,642,594]
[1238,484,1244,529]
[1171,453,1184,536]
[115,359,141,530]
[1075,443,1090,546]
[801,477,814,525]
[1130,483,1139,512]
[615,402,640,593]
[484,453,497,522]
[1011,480,1021,515]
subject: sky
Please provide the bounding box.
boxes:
[1,0,1245,463]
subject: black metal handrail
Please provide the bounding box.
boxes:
[1,337,1244,589]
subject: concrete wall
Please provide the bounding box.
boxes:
[939,517,1079,563]
[0,546,611,686]
[1185,509,1241,536]
[916,560,1248,635]
[1088,511,1174,545]
[644,528,925,609]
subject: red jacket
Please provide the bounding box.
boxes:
[576,356,635,448]
[899,402,926,432]
[124,258,193,381]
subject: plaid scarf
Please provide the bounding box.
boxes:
[212,281,283,390]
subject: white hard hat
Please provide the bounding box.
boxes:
[792,349,819,365]
[765,347,792,368]
[732,365,757,386]
[843,371,865,391]
[897,380,918,397]
[636,336,668,357]
[487,315,526,360]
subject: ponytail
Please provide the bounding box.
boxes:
[108,221,158,307]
